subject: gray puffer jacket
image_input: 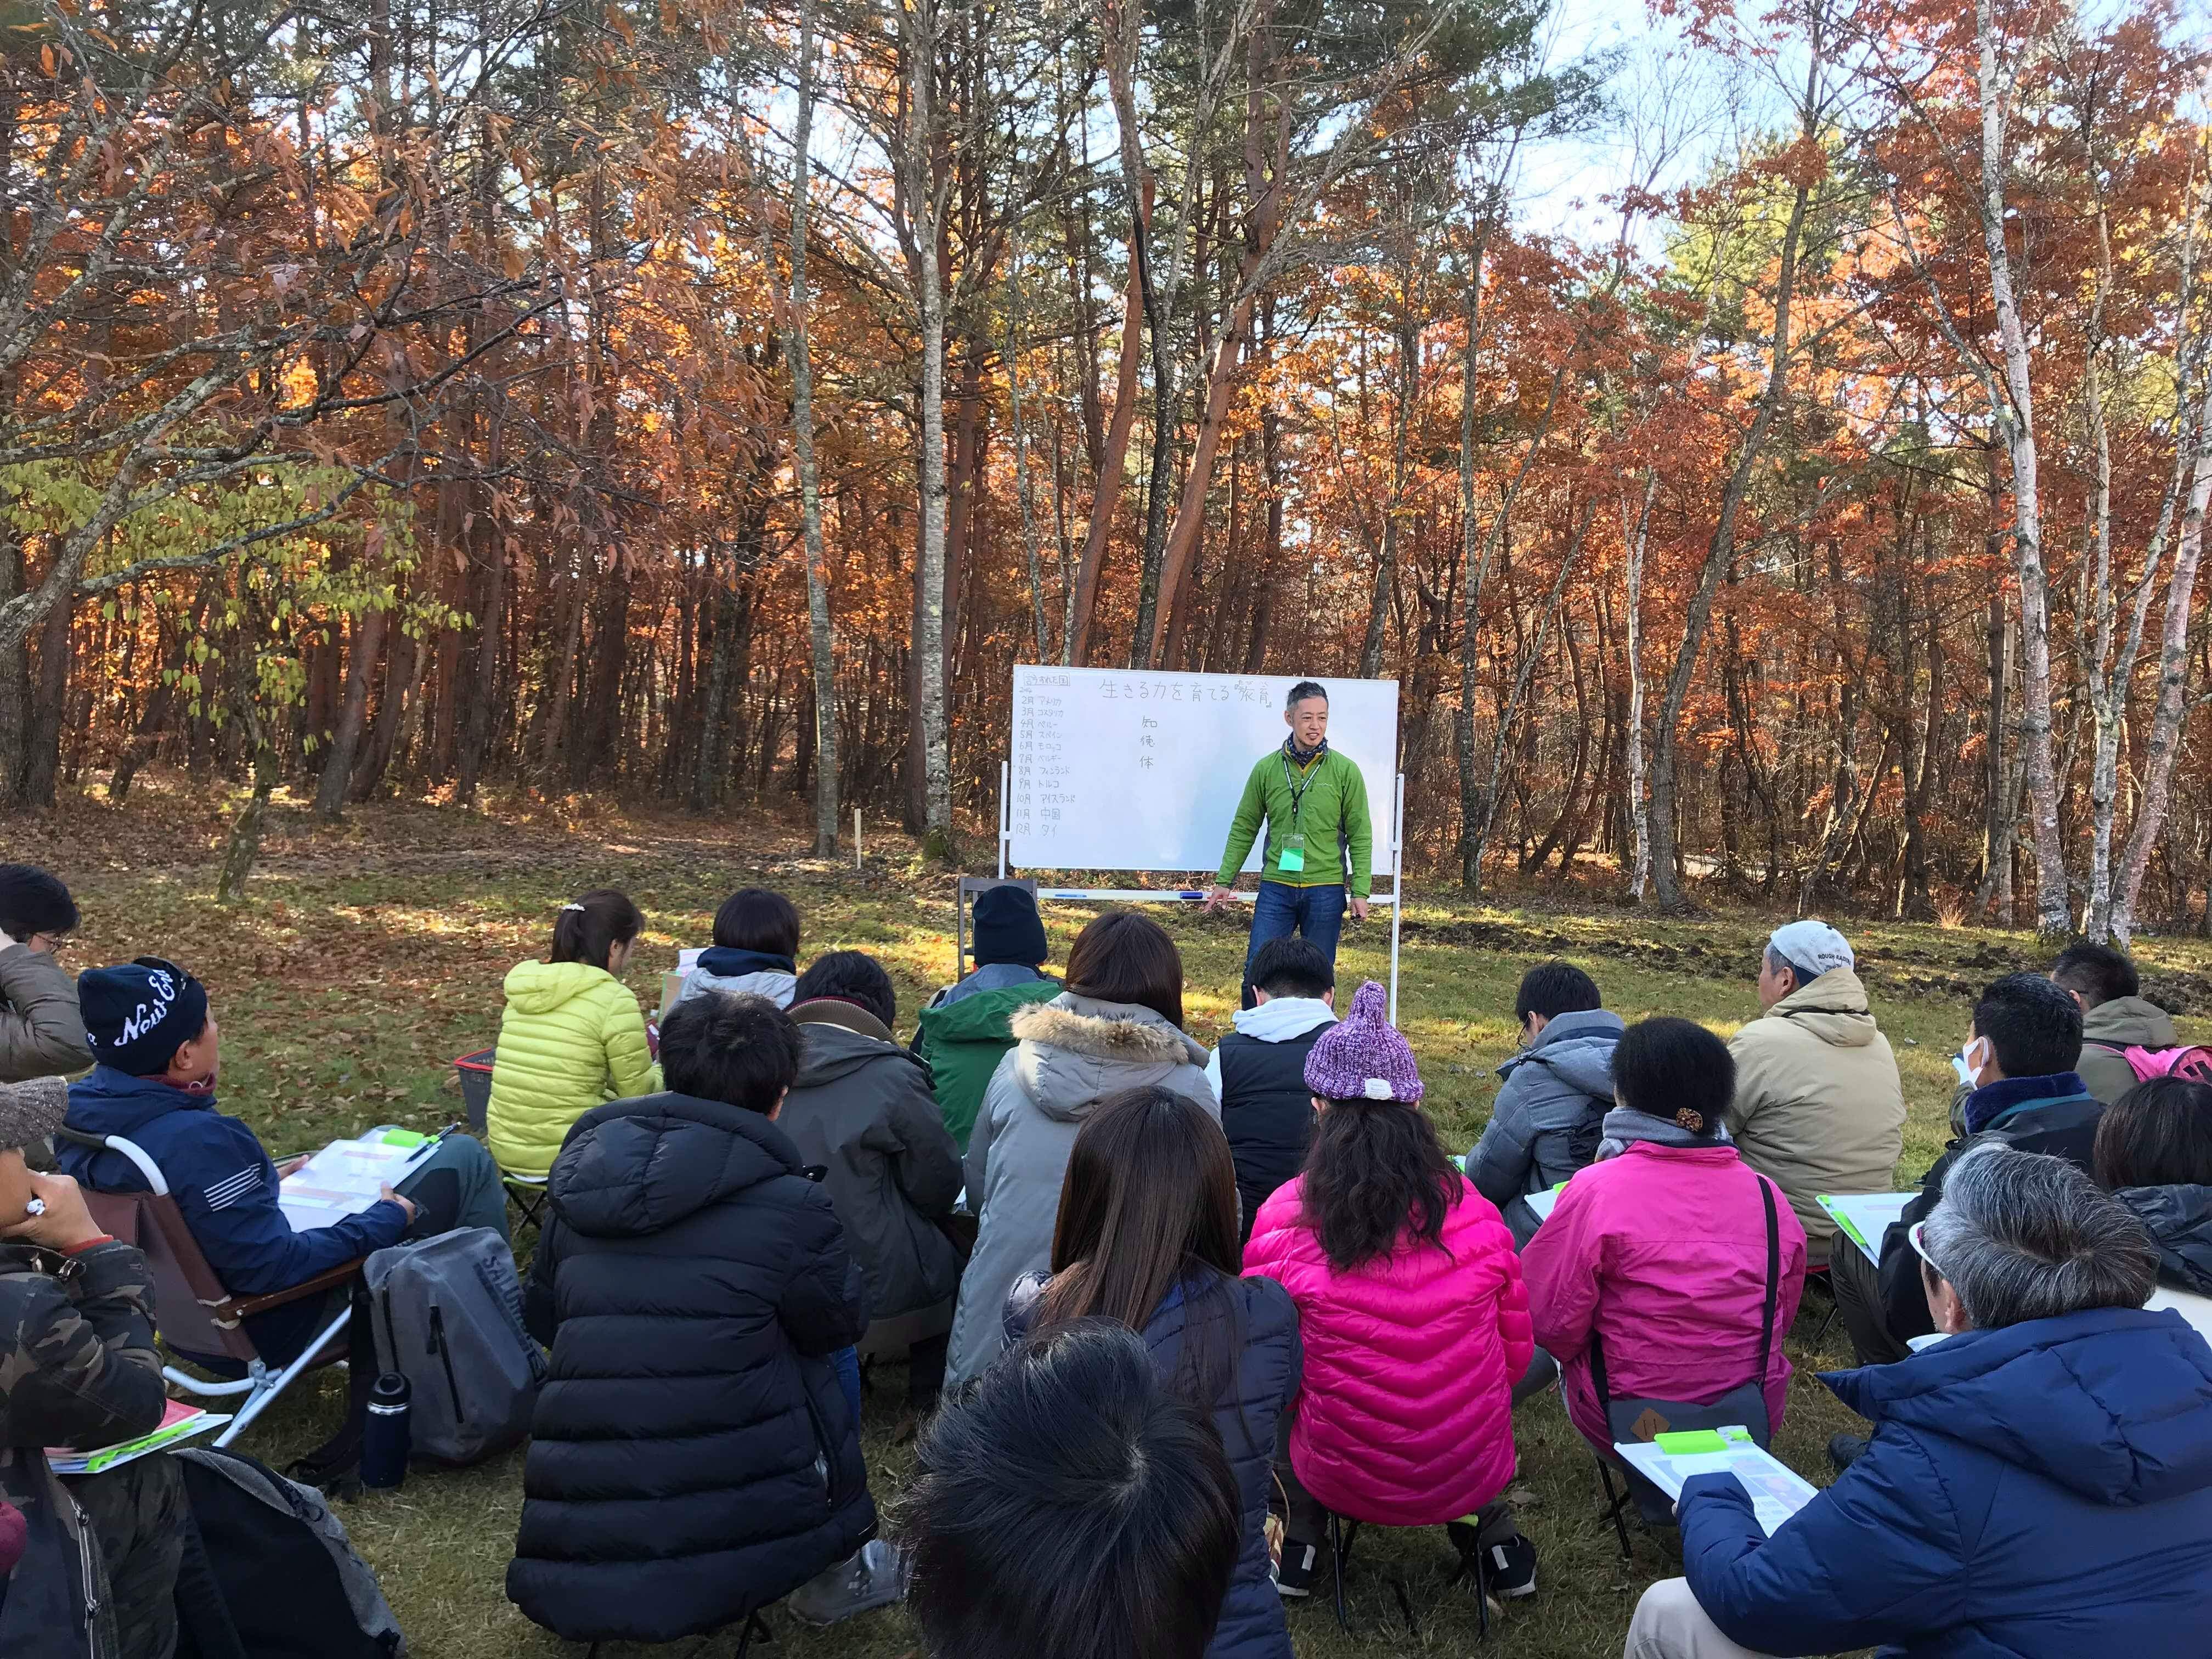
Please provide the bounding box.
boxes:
[1465,1008,1624,1247]
[0,945,90,1084]
[945,993,1215,1389]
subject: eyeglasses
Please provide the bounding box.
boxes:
[1907,1220,1945,1280]
[26,933,66,956]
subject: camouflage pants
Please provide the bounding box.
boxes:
[66,1453,185,1659]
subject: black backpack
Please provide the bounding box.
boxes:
[175,1447,406,1658]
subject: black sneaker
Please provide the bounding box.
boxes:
[1273,1537,1321,1599]
[1449,1520,1536,1599]
[1829,1433,1870,1474]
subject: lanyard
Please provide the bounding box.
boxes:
[1280,743,1325,833]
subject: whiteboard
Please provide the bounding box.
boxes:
[1006,667,1399,874]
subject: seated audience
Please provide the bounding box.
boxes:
[487,888,661,1179]
[1629,1145,2212,1659]
[1726,920,1904,1271]
[1837,972,2101,1364]
[1244,982,1536,1599]
[1466,961,1623,1247]
[0,864,91,1081]
[913,884,1059,1152]
[60,959,507,1367]
[899,1319,1242,1659]
[2,1076,180,1659]
[676,887,803,1010]
[946,912,1214,1391]
[785,951,965,1408]
[2053,941,2193,1103]
[2095,1076,2212,1339]
[1522,1017,1807,1461]
[1203,936,1336,1242]
[1007,1086,1299,1659]
[511,991,898,1641]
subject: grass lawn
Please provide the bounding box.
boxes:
[27,781,2212,1659]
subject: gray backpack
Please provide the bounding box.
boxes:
[364,1227,545,1464]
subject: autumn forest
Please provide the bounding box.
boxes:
[3,0,2209,941]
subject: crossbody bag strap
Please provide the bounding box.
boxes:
[1753,1173,1779,1392]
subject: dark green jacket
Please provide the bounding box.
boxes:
[1215,746,1374,896]
[914,978,1063,1153]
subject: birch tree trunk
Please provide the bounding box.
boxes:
[1622,470,1656,899]
[1007,241,1051,660]
[785,6,840,857]
[902,0,953,849]
[1975,0,2069,936]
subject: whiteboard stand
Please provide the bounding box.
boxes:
[992,759,1409,1026]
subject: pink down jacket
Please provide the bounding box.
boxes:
[1244,1172,1532,1526]
[1520,1141,1808,1452]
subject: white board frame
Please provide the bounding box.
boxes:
[991,669,1407,1024]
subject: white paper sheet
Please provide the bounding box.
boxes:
[1613,1426,1820,1536]
[279,1137,414,1232]
[1814,1192,1915,1265]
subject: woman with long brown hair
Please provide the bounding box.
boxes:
[946,911,1215,1390]
[1007,1087,1299,1659]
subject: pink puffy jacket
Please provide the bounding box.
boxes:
[1244,1172,1532,1526]
[1520,1141,1807,1452]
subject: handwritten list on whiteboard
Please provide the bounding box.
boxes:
[1007,667,1399,873]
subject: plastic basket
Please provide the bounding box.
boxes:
[453,1048,494,1133]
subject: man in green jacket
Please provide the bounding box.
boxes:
[1204,681,1374,1009]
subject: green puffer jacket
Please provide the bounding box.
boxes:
[487,960,661,1178]
[913,978,1062,1152]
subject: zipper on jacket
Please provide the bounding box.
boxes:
[72,1493,101,1658]
[428,1305,466,1424]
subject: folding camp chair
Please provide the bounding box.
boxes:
[1321,1513,1492,1641]
[55,1127,360,1447]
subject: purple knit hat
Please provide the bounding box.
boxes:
[1304,981,1423,1104]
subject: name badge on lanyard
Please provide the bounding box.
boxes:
[1279,749,1321,873]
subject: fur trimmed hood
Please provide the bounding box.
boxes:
[1005,992,1208,1122]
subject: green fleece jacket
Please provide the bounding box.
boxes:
[1215,744,1374,896]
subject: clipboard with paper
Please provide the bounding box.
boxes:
[1613,1426,1820,1535]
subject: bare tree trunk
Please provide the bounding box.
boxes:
[16,590,67,808]
[1068,185,1148,665]
[902,0,952,850]
[314,601,386,819]
[1360,304,1415,679]
[1622,471,1656,899]
[1008,238,1051,660]
[785,5,839,857]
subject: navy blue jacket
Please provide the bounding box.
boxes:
[1009,1267,1301,1659]
[1678,1305,2212,1657]
[60,1066,409,1362]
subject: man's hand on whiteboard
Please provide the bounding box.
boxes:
[1348,896,1371,923]
[1202,884,1235,912]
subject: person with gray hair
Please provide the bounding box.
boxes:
[1623,1142,2212,1659]
[1724,919,1905,1269]
[1203,680,1375,1009]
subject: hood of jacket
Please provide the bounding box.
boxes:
[917,976,1060,1042]
[1231,996,1338,1044]
[1763,967,1879,1049]
[792,1013,926,1090]
[547,1091,805,1239]
[1826,1304,2212,1506]
[1499,1007,1624,1097]
[694,946,795,980]
[2084,995,2180,1049]
[2116,1184,2212,1296]
[1007,992,1207,1122]
[504,958,621,1017]
[65,1064,206,1137]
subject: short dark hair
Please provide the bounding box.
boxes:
[1973,973,2084,1080]
[1250,937,1333,1000]
[712,887,802,958]
[1515,961,1601,1024]
[1763,946,1819,992]
[0,865,78,940]
[2051,941,2139,1009]
[1065,912,1186,1029]
[899,1319,1240,1659]
[658,991,801,1113]
[550,888,643,972]
[793,950,896,1029]
[1611,1017,1735,1135]
[2095,1077,2212,1190]
[1284,680,1327,710]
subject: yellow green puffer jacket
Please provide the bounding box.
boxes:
[487,960,661,1178]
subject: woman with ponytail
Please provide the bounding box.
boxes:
[487,889,661,1178]
[1243,982,1536,1600]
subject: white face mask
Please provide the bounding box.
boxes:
[1954,1035,1991,1088]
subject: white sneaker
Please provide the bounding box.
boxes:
[787,1539,906,1626]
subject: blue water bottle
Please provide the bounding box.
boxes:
[362,1372,411,1489]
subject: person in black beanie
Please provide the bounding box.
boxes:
[913,886,1059,1153]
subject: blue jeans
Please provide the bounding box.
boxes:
[1242,881,1347,1008]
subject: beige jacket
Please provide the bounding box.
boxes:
[1726,968,1906,1268]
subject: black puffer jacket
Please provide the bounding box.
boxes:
[1007,1267,1301,1659]
[509,1092,874,1644]
[2115,1182,2212,1295]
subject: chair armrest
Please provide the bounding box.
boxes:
[210,1259,366,1326]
